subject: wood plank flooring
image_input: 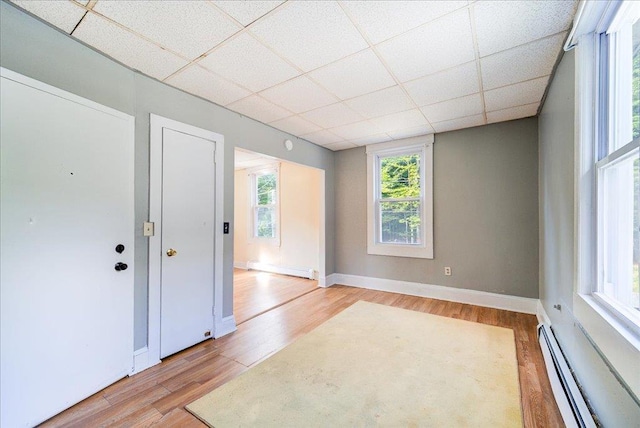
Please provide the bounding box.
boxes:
[233,268,318,324]
[40,282,563,427]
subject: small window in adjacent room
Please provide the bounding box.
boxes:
[250,166,279,245]
[366,137,434,259]
[595,3,640,332]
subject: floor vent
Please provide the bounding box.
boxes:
[538,324,597,428]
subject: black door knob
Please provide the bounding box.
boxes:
[115,262,128,271]
[115,244,125,254]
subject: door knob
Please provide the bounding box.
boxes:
[114,262,128,271]
[166,248,177,257]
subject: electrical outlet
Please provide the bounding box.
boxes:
[444,266,452,276]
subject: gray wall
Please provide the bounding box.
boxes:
[0,1,335,350]
[539,49,640,425]
[335,119,539,298]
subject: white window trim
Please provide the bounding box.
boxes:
[248,163,280,247]
[570,0,640,399]
[366,136,434,259]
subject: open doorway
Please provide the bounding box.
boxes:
[233,148,324,324]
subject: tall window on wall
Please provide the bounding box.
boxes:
[595,2,640,332]
[366,137,433,259]
[250,165,279,245]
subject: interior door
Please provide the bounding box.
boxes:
[0,69,134,427]
[160,128,216,358]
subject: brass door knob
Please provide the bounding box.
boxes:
[166,248,177,257]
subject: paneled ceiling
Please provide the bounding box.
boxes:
[10,0,578,151]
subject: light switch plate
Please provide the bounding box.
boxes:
[143,222,154,237]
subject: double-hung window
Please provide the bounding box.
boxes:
[250,166,279,245]
[366,137,433,259]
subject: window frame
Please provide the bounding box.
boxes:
[248,164,280,247]
[366,136,434,259]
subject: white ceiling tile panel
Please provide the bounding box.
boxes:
[198,33,299,92]
[486,103,538,124]
[420,93,483,123]
[432,114,485,133]
[388,124,435,139]
[323,141,358,151]
[301,103,364,129]
[300,130,344,145]
[92,1,241,60]
[270,115,322,135]
[346,86,415,119]
[371,109,428,133]
[342,0,468,45]
[213,1,284,26]
[329,120,382,140]
[474,1,577,57]
[376,8,475,82]
[227,95,292,123]
[249,1,368,72]
[349,133,393,146]
[11,0,86,33]
[165,64,251,106]
[260,76,337,114]
[483,76,549,112]
[75,0,89,5]
[73,13,188,80]
[481,33,565,90]
[404,61,479,106]
[307,49,395,100]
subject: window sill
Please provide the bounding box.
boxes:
[367,243,433,259]
[573,293,640,398]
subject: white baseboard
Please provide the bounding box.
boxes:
[246,261,316,280]
[130,346,160,376]
[319,273,338,288]
[214,315,237,339]
[537,300,552,326]
[334,273,538,314]
[233,261,249,270]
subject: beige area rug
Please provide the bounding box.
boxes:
[187,301,523,427]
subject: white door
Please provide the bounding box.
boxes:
[0,69,134,427]
[160,128,216,358]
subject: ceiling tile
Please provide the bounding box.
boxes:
[349,133,393,146]
[484,76,549,112]
[301,130,344,145]
[260,76,337,114]
[345,86,414,119]
[198,33,299,92]
[420,93,483,123]
[404,61,479,106]
[301,103,364,129]
[432,114,485,133]
[474,1,577,57]
[376,9,475,82]
[270,115,321,136]
[73,13,188,80]
[165,64,250,106]
[308,49,395,100]
[213,1,284,26]
[329,120,382,140]
[388,124,434,139]
[371,109,428,133]
[342,0,468,45]
[487,103,538,123]
[11,0,86,33]
[249,1,367,72]
[227,95,292,123]
[324,141,358,151]
[481,33,565,90]
[92,1,241,60]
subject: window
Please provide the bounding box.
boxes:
[595,3,640,333]
[250,166,279,244]
[367,137,433,259]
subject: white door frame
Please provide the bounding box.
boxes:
[148,114,226,367]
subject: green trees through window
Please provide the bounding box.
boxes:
[255,172,276,239]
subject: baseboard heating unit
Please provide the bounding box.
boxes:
[538,324,597,428]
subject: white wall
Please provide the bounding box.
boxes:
[235,161,321,276]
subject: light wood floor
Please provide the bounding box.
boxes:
[233,269,318,324]
[41,280,563,427]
